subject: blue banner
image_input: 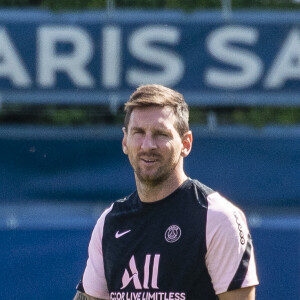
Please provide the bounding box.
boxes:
[0,10,300,106]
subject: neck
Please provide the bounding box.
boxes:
[136,172,188,203]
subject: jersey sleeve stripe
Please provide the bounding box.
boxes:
[227,233,252,291]
[76,278,85,293]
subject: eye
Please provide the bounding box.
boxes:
[132,129,144,136]
[156,131,169,137]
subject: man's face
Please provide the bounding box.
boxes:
[122,106,187,186]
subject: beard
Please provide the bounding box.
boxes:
[129,152,181,187]
[135,164,171,187]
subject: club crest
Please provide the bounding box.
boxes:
[165,225,181,243]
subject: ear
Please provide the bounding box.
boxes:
[122,127,128,155]
[181,130,193,157]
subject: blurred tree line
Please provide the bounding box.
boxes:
[0,0,299,127]
[0,0,299,10]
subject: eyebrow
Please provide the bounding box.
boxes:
[130,126,144,132]
[130,126,171,135]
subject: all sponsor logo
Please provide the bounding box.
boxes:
[121,255,160,290]
[111,254,186,300]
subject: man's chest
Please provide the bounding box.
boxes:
[102,204,208,294]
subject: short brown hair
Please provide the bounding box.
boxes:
[124,84,189,136]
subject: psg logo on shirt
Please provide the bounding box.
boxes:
[165,225,181,243]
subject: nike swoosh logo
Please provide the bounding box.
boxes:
[115,230,131,238]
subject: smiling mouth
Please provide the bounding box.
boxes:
[142,159,157,163]
[140,157,159,164]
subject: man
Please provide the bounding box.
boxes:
[74,84,259,300]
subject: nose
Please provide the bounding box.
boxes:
[141,133,157,151]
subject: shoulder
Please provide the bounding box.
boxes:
[94,192,138,225]
[184,178,215,208]
[111,192,139,213]
[186,179,245,221]
[91,203,115,244]
[206,192,247,225]
[205,192,250,252]
[204,193,258,294]
[189,179,215,198]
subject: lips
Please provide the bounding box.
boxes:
[141,158,157,163]
[139,155,159,164]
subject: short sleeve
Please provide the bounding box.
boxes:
[205,193,259,295]
[81,204,114,299]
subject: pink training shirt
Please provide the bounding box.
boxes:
[81,189,258,298]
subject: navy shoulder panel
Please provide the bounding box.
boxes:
[192,179,215,197]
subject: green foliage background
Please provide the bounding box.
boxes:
[1,0,299,10]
